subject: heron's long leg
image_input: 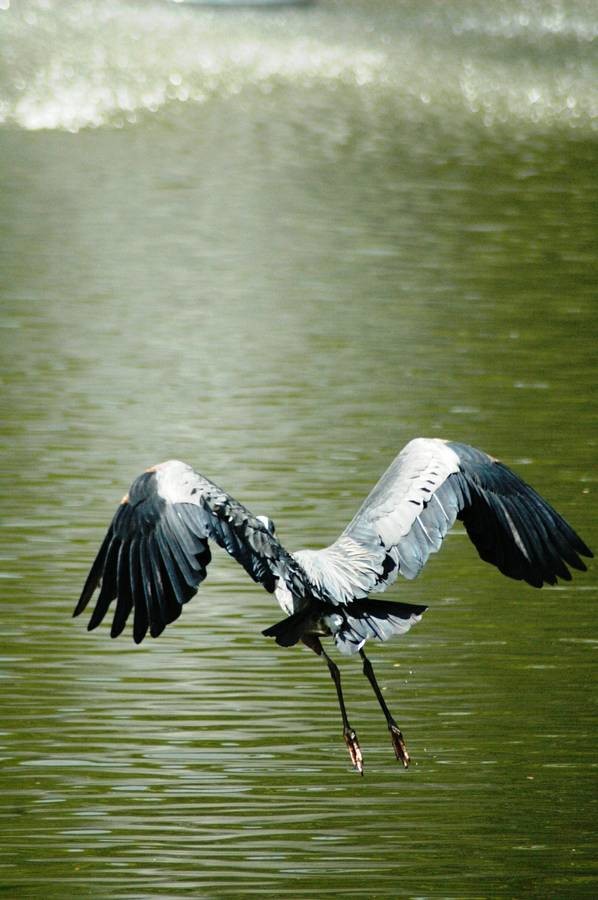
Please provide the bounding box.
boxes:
[359,648,410,768]
[303,634,363,774]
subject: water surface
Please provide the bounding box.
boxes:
[1,1,596,896]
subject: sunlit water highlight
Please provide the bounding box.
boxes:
[0,0,596,132]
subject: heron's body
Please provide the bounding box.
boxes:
[74,437,592,773]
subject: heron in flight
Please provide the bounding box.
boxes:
[74,438,591,773]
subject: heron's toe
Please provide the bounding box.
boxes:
[343,727,364,775]
[389,723,410,768]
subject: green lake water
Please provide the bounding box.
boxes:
[1,1,596,896]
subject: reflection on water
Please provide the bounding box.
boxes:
[0,0,596,896]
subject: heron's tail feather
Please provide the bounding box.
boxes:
[330,599,427,656]
[262,605,317,648]
[263,599,427,654]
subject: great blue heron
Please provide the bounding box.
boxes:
[74,438,591,773]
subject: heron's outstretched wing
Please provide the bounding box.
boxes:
[298,438,592,602]
[74,460,317,643]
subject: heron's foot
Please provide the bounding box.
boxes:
[389,722,410,768]
[343,726,363,775]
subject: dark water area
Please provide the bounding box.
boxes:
[1,1,596,896]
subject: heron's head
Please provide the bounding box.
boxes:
[256,515,276,536]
